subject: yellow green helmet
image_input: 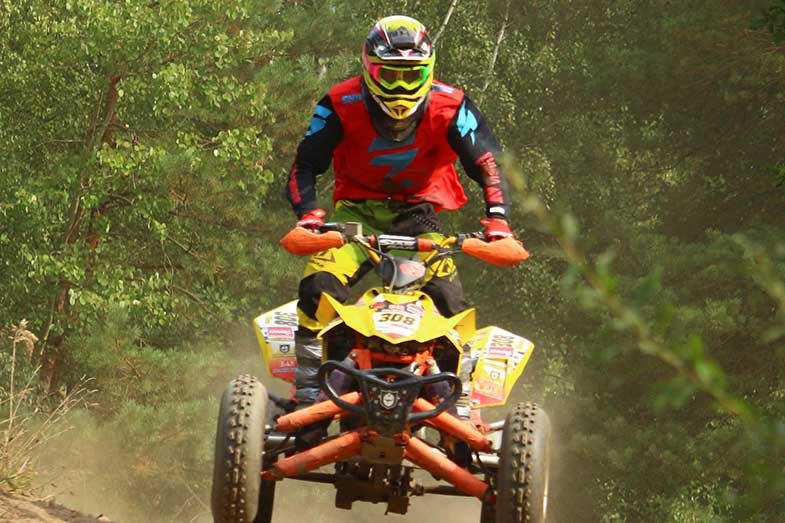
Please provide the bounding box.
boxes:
[361,15,434,140]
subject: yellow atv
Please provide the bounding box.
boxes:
[211,223,551,523]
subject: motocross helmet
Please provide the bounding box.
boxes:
[361,15,434,142]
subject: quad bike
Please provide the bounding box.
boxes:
[211,222,551,523]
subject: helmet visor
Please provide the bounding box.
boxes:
[368,63,431,92]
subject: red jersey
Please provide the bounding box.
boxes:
[326,76,467,211]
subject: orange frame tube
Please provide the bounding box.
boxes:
[413,398,493,453]
[267,365,494,501]
[264,430,493,503]
[275,392,362,433]
[265,431,364,480]
[404,436,493,501]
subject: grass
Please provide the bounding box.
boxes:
[0,320,92,492]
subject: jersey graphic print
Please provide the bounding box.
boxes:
[306,104,333,136]
[456,100,478,145]
[368,133,423,192]
[321,76,472,211]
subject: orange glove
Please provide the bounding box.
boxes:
[480,217,514,241]
[296,208,326,231]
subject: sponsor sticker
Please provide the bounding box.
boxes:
[266,326,294,340]
[472,359,506,403]
[271,311,298,327]
[269,357,297,381]
[489,334,515,350]
[486,346,514,358]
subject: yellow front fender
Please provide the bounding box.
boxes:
[316,289,475,354]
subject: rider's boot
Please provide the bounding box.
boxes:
[456,343,476,424]
[293,330,329,450]
[294,330,322,405]
[433,345,475,468]
[446,386,475,467]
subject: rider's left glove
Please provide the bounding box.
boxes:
[480,217,514,241]
[296,208,326,231]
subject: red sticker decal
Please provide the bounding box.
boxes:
[269,357,297,382]
[266,326,294,340]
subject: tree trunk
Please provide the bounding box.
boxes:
[40,75,122,393]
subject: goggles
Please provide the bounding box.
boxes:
[367,63,431,91]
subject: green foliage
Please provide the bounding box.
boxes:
[752,0,785,43]
[434,1,785,520]
[0,0,294,345]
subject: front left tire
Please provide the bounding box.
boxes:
[211,375,271,523]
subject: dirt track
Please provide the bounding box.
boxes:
[0,490,108,523]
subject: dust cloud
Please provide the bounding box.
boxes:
[271,486,480,523]
[189,484,480,523]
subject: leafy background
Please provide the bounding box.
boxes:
[1,0,784,521]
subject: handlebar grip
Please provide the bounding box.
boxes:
[317,222,345,233]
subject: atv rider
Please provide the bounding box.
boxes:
[285,15,515,416]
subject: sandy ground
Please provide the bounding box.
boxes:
[0,490,108,523]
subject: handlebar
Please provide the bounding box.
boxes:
[280,221,529,267]
[319,222,480,251]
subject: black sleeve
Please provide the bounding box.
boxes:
[285,95,344,218]
[446,95,511,220]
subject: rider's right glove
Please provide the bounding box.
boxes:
[480,217,514,242]
[296,208,326,231]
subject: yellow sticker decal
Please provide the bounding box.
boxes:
[434,257,456,277]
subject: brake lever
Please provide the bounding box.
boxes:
[318,222,345,233]
[455,231,485,247]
